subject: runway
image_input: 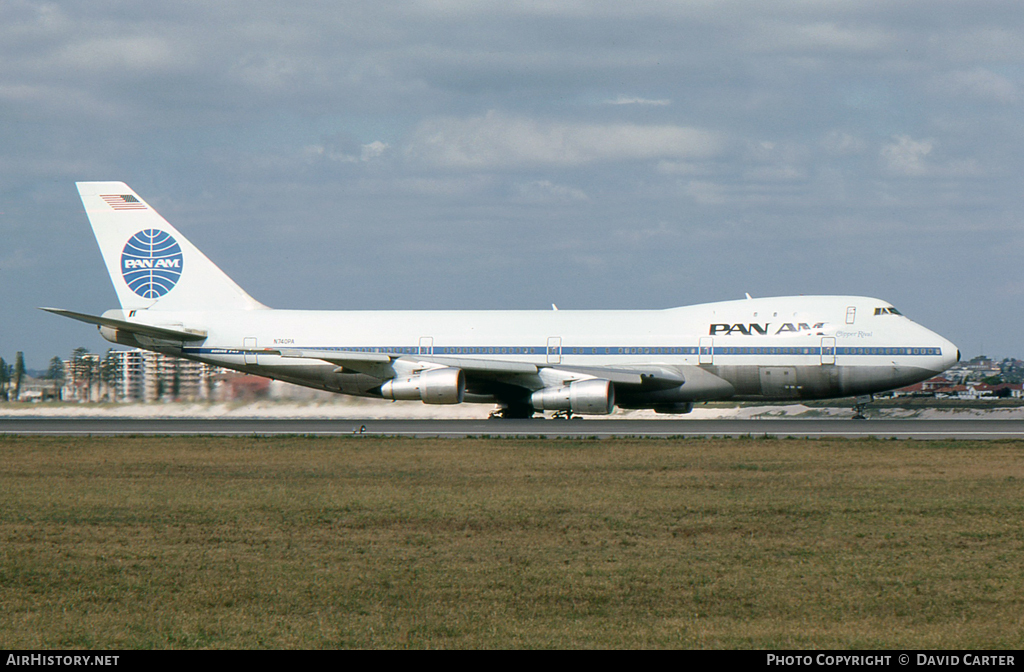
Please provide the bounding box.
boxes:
[2,417,1024,440]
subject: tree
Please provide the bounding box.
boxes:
[100,349,121,402]
[70,347,96,401]
[13,352,24,402]
[45,357,65,400]
[0,357,8,401]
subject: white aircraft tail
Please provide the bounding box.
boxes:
[76,181,266,312]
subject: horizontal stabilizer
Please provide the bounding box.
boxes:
[40,307,208,342]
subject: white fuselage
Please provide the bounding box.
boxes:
[107,294,958,406]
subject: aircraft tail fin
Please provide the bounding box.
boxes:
[76,182,266,312]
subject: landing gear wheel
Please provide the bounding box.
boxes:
[489,403,536,419]
[852,394,873,420]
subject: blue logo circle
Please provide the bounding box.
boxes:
[121,230,184,299]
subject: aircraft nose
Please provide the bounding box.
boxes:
[912,319,959,374]
[932,335,960,374]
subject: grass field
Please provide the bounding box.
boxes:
[1,435,1023,649]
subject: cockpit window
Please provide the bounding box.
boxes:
[874,307,903,316]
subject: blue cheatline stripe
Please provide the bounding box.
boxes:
[183,345,943,357]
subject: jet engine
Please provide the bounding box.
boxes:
[531,379,614,415]
[380,367,465,405]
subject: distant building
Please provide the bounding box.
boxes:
[988,383,1024,399]
[892,375,952,397]
[930,382,1024,400]
[219,373,271,401]
[892,374,1024,401]
[60,349,231,403]
[999,359,1024,384]
[11,376,60,402]
[943,356,1003,384]
[63,352,101,402]
[132,351,223,402]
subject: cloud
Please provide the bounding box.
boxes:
[360,141,390,161]
[604,96,671,106]
[0,83,121,118]
[879,135,983,178]
[406,111,721,168]
[881,135,934,176]
[655,160,703,175]
[515,180,588,202]
[821,130,866,156]
[684,180,727,205]
[932,68,1020,104]
[937,28,1024,62]
[304,140,391,163]
[56,36,184,74]
[753,21,894,54]
[372,175,494,197]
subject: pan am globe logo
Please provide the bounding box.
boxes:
[121,229,184,299]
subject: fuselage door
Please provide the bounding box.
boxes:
[243,337,258,365]
[820,337,836,365]
[418,337,433,356]
[760,367,799,398]
[846,307,856,324]
[699,337,714,365]
[546,336,562,364]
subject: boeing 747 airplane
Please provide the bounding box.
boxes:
[45,182,959,418]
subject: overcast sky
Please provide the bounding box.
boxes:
[2,1,1022,368]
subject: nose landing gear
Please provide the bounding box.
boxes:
[852,394,873,420]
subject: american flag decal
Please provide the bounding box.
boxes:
[100,194,147,210]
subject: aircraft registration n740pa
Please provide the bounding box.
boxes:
[45,181,960,418]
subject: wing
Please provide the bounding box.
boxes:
[274,348,539,379]
[268,347,733,402]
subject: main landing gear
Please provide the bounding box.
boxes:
[488,403,536,420]
[852,395,873,420]
[487,406,581,420]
